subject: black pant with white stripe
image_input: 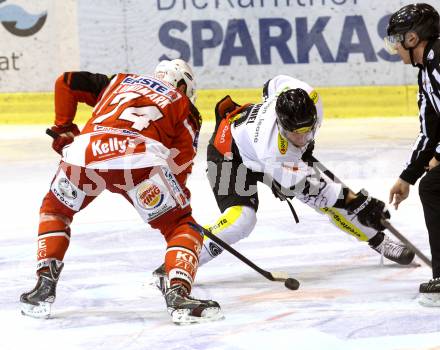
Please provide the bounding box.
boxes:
[419,164,440,278]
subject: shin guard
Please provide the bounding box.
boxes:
[165,223,203,293]
[37,214,71,266]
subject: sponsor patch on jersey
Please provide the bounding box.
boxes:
[136,182,164,210]
[58,178,78,200]
[278,133,288,155]
[208,218,227,232]
[118,75,181,106]
[121,76,168,93]
[208,242,223,257]
[85,134,146,166]
[130,173,177,222]
[50,170,86,211]
[213,118,233,158]
[93,125,139,136]
[160,166,190,208]
[309,90,319,104]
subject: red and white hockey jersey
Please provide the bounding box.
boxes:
[54,72,201,185]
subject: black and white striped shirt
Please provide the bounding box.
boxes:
[400,38,440,185]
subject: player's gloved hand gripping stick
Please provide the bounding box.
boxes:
[46,128,60,139]
[307,155,432,267]
[46,125,80,155]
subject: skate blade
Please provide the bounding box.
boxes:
[145,275,167,295]
[145,275,160,288]
[172,307,224,325]
[21,301,52,318]
[418,293,440,307]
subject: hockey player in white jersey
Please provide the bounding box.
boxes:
[195,75,415,267]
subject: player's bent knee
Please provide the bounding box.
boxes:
[236,206,257,239]
[208,205,257,240]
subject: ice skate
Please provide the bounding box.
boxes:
[20,260,64,318]
[150,263,167,294]
[369,232,415,265]
[165,284,224,325]
[418,278,440,307]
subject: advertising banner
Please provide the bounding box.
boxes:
[1,0,439,92]
[77,0,436,89]
[0,0,78,92]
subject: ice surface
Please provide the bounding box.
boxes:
[1,119,439,350]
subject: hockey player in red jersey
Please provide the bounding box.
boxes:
[20,59,223,324]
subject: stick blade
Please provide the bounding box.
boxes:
[269,271,289,282]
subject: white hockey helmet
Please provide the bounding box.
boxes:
[154,59,196,103]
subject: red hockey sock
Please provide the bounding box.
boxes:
[37,214,71,264]
[164,223,203,293]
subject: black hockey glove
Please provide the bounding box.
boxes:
[346,190,390,231]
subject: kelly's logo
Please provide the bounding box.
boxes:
[0,1,47,37]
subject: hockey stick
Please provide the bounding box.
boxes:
[380,219,432,267]
[200,226,300,290]
[46,128,59,139]
[308,155,432,267]
[48,126,300,288]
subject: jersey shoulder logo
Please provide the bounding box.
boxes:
[309,90,319,104]
[278,133,288,155]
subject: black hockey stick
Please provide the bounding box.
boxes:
[308,155,432,267]
[48,126,300,289]
[199,226,300,290]
[380,219,432,267]
[46,128,59,139]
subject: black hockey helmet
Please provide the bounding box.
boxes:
[275,88,317,133]
[387,3,440,40]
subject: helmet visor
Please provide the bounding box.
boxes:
[384,33,404,54]
[278,123,315,148]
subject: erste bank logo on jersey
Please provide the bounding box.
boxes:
[121,76,181,102]
[0,1,47,37]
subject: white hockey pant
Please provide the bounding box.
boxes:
[199,205,257,265]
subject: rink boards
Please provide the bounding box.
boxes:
[0,85,419,124]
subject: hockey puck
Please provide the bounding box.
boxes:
[284,278,300,290]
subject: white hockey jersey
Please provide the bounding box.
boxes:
[231,75,342,208]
